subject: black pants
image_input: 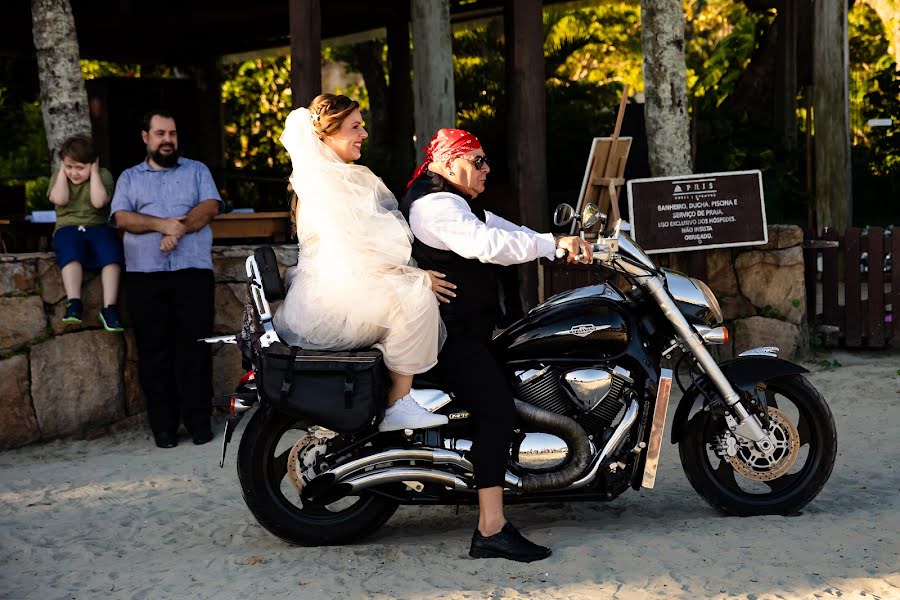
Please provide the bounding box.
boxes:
[431,314,515,489]
[125,269,214,437]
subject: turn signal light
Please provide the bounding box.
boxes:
[701,326,729,345]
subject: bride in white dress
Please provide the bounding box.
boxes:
[274,94,450,432]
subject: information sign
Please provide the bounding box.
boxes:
[626,170,767,254]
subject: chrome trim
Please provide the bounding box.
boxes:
[641,368,674,489]
[410,388,453,413]
[553,324,611,337]
[738,346,780,358]
[201,334,237,345]
[245,255,281,348]
[694,325,729,345]
[566,400,639,489]
[664,269,706,305]
[343,468,471,492]
[563,369,613,413]
[515,366,551,385]
[615,233,657,270]
[322,448,474,484]
[529,284,625,314]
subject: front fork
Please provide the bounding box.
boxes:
[644,277,774,454]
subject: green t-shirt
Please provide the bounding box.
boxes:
[49,167,115,231]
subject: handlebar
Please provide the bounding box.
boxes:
[555,238,619,263]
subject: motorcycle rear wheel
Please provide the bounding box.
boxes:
[237,404,398,545]
[679,374,837,516]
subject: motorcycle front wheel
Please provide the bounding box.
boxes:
[679,374,837,516]
[237,404,398,546]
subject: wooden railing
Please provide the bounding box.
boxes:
[804,226,897,348]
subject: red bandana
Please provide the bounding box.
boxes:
[406,128,482,189]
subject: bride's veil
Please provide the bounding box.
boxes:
[279,107,425,327]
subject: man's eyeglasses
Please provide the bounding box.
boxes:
[466,155,490,170]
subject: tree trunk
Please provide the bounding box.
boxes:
[640,0,692,176]
[30,0,91,172]
[774,0,798,151]
[411,0,455,162]
[813,0,852,232]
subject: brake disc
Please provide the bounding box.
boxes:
[287,434,329,495]
[728,406,801,481]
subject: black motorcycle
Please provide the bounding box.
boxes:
[210,203,837,546]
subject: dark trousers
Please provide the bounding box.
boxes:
[431,314,516,489]
[125,269,214,437]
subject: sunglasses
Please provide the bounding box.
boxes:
[465,155,490,170]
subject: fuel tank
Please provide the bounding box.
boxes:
[493,284,630,361]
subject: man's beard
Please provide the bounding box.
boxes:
[150,145,179,168]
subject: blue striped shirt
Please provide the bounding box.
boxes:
[110,157,222,273]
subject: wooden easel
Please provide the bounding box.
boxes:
[573,84,632,236]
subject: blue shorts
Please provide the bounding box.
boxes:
[53,225,124,270]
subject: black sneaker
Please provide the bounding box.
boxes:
[62,299,83,325]
[99,304,124,333]
[469,522,552,563]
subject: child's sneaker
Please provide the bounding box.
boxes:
[62,299,83,324]
[99,304,124,333]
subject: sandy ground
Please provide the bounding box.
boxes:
[1,351,898,600]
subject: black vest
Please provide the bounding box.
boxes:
[400,173,499,323]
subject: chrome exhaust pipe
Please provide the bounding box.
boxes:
[339,468,472,493]
[566,399,639,489]
[302,447,474,498]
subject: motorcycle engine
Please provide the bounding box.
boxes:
[513,365,632,434]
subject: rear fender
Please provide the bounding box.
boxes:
[670,356,809,444]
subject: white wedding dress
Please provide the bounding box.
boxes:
[273,108,444,375]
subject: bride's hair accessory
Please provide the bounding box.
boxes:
[310,110,321,123]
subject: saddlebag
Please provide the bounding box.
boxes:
[257,342,385,432]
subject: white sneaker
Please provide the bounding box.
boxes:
[378,395,449,432]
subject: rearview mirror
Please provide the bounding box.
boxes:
[581,203,602,229]
[553,203,576,227]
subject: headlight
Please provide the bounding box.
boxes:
[663,270,724,326]
[692,278,723,325]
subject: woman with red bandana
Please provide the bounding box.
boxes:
[400,128,592,563]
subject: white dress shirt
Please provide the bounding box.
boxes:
[407,192,557,266]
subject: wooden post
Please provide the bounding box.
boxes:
[411,0,455,162]
[505,0,547,310]
[195,59,224,176]
[813,0,852,232]
[387,0,414,192]
[775,0,798,151]
[289,0,321,109]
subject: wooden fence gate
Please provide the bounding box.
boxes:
[804,226,897,348]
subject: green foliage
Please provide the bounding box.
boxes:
[80,59,177,80]
[451,6,642,196]
[25,177,51,212]
[817,358,842,370]
[220,56,293,208]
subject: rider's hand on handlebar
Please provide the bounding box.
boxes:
[556,236,593,264]
[426,270,457,304]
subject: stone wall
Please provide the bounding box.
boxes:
[0,245,297,450]
[0,228,806,449]
[703,225,807,360]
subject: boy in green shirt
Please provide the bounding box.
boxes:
[48,135,124,332]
